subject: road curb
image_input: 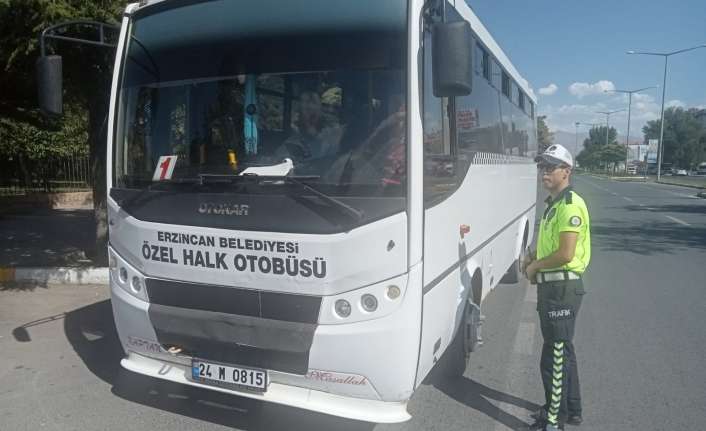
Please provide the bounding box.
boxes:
[0,267,108,284]
[612,176,647,182]
[697,192,706,199]
[656,180,706,191]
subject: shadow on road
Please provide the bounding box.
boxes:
[434,377,539,430]
[593,219,706,256]
[60,299,374,431]
[0,208,96,267]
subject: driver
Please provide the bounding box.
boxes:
[277,91,342,161]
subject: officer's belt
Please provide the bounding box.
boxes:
[539,271,581,283]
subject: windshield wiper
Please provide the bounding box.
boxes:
[198,174,365,221]
[115,174,365,222]
[281,176,365,222]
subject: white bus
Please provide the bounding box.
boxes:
[86,0,536,423]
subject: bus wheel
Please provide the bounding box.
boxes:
[500,257,521,284]
[438,301,481,379]
[501,226,529,284]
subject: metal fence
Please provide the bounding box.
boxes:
[0,153,92,196]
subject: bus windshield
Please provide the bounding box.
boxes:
[114,0,408,215]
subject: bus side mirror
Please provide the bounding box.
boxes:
[36,55,63,117]
[432,21,472,98]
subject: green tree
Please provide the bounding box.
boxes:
[584,125,617,148]
[537,115,554,152]
[642,107,705,169]
[1,0,129,263]
[576,125,620,171]
[598,144,626,172]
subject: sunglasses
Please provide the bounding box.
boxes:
[537,164,567,173]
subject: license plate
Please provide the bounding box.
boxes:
[190,359,268,392]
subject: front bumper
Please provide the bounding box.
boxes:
[109,265,422,423]
[120,352,409,423]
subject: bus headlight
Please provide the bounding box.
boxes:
[109,247,149,302]
[119,267,128,283]
[319,274,408,325]
[386,285,401,300]
[131,276,143,293]
[335,300,352,318]
[361,294,378,312]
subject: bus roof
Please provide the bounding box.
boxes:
[455,1,536,104]
[129,0,536,103]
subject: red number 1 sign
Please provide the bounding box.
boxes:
[152,156,178,181]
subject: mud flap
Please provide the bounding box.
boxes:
[466,301,484,354]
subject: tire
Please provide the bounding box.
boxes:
[437,301,480,379]
[501,226,529,285]
[500,257,521,284]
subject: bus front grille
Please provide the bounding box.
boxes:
[144,279,321,375]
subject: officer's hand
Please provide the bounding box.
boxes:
[525,262,539,285]
[521,256,531,274]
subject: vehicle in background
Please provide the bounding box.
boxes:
[647,162,673,175]
[675,169,688,176]
[627,165,638,175]
[697,162,706,176]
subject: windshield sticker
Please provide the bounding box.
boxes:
[141,231,327,279]
[152,155,178,181]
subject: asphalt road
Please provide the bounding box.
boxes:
[1,174,705,430]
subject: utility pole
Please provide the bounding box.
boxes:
[605,86,658,173]
[627,44,706,181]
[596,110,626,173]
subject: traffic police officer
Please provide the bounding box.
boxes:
[523,144,591,431]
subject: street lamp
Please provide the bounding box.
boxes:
[627,44,706,180]
[605,86,658,173]
[595,109,626,145]
[575,122,600,149]
[596,109,626,173]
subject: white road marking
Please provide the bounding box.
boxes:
[638,203,646,207]
[676,193,698,199]
[494,303,539,430]
[611,192,619,196]
[665,215,691,226]
[576,176,612,193]
[513,322,536,356]
[623,196,634,202]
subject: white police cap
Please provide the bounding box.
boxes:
[535,144,574,168]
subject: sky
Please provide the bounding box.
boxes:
[464,0,706,139]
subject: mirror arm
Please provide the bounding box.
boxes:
[423,0,444,29]
[448,97,457,156]
[39,20,120,57]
